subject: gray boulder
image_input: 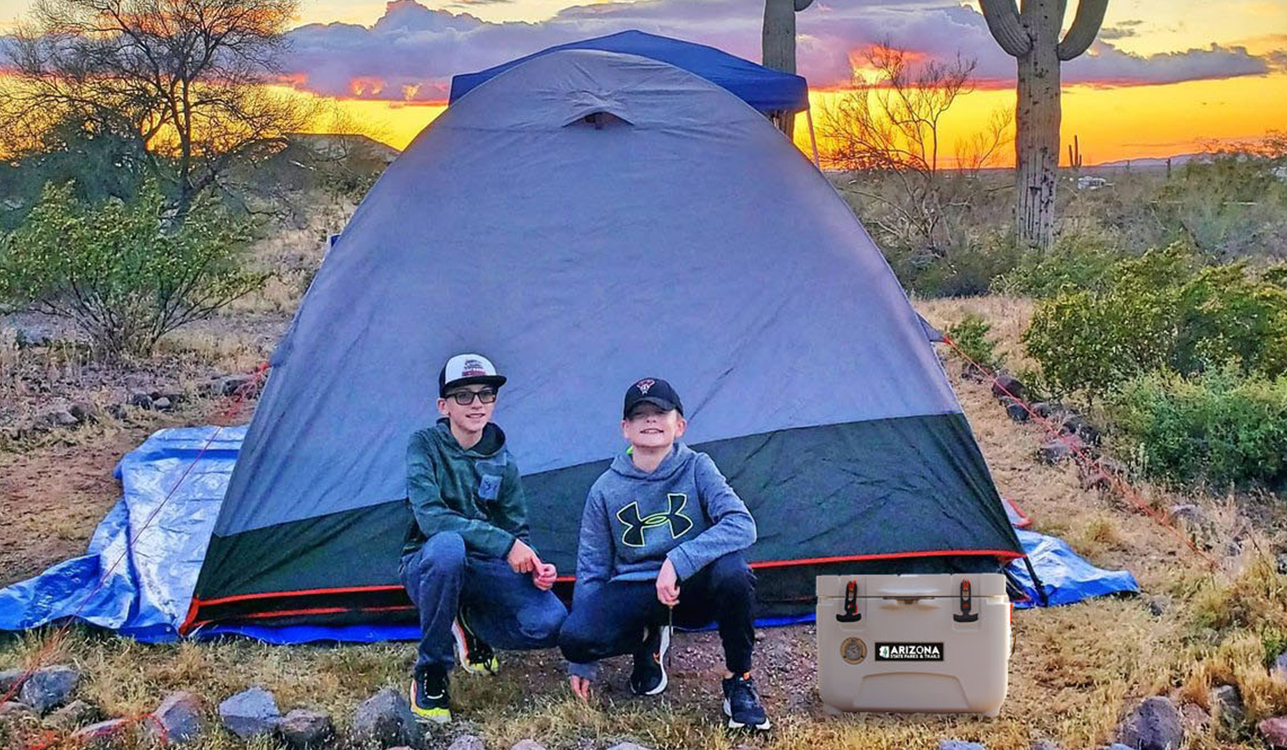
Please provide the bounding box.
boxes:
[0,701,38,723]
[53,410,79,427]
[511,741,549,750]
[1001,397,1029,422]
[1272,653,1287,683]
[19,665,80,713]
[148,690,203,744]
[1260,716,1287,748]
[1117,696,1184,750]
[939,742,986,750]
[1210,684,1244,728]
[45,699,100,731]
[1060,414,1101,445]
[153,396,173,411]
[991,373,1024,400]
[277,708,333,748]
[1030,740,1063,750]
[1168,505,1216,548]
[218,687,281,740]
[128,391,154,409]
[1038,435,1088,464]
[449,735,487,750]
[352,687,422,747]
[68,402,97,422]
[70,718,130,746]
[0,668,24,693]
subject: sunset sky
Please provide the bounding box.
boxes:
[3,0,1285,164]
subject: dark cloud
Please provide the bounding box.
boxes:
[1098,26,1138,41]
[275,0,1283,101]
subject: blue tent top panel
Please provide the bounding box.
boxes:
[448,30,810,113]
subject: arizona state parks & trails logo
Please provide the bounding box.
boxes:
[841,637,867,664]
[616,493,693,547]
[875,642,944,662]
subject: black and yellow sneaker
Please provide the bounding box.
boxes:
[452,608,499,676]
[722,672,770,731]
[410,666,451,724]
[629,623,671,696]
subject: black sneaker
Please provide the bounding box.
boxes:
[409,666,450,724]
[629,623,671,696]
[722,672,770,730]
[452,608,499,675]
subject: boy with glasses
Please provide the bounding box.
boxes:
[401,353,566,723]
[559,378,769,731]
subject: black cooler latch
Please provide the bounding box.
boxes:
[836,580,862,622]
[953,579,979,623]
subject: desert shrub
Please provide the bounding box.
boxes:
[1108,367,1287,490]
[944,313,1004,372]
[993,230,1124,297]
[1023,244,1287,398]
[0,180,266,358]
[881,231,1023,298]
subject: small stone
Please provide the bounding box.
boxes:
[352,687,421,747]
[1104,745,1134,750]
[277,708,333,748]
[1146,595,1171,617]
[1080,456,1125,490]
[1272,653,1287,683]
[1001,396,1029,422]
[71,718,129,747]
[1181,702,1210,731]
[939,741,987,750]
[19,665,80,713]
[68,402,97,422]
[1117,696,1184,750]
[1210,684,1244,729]
[106,404,127,420]
[128,392,154,409]
[1169,504,1216,548]
[52,410,79,427]
[1038,435,1088,464]
[605,743,654,750]
[1261,716,1287,748]
[511,741,549,750]
[218,687,280,740]
[991,373,1024,401]
[45,699,100,731]
[15,329,51,348]
[0,701,38,723]
[221,376,254,397]
[1277,553,1287,575]
[1030,741,1063,750]
[153,397,173,411]
[449,735,487,750]
[1060,414,1101,445]
[148,690,203,744]
[0,668,24,693]
[1031,402,1062,420]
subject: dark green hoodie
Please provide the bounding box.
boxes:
[402,418,529,559]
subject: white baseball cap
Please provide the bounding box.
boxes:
[438,353,507,397]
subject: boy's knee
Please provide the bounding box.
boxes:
[519,600,567,643]
[418,532,466,578]
[558,613,606,662]
[707,553,755,599]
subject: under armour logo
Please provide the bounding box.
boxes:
[635,378,656,395]
[616,494,693,547]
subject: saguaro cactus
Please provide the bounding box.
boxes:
[979,0,1108,249]
[762,0,814,136]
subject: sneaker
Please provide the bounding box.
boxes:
[409,666,451,724]
[722,672,770,730]
[452,608,499,675]
[629,623,671,696]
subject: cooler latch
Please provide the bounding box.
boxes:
[953,579,979,623]
[836,580,862,622]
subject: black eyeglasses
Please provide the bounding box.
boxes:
[447,388,497,405]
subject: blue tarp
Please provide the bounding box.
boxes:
[0,426,1138,643]
[448,30,810,113]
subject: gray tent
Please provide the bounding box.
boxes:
[185,48,1022,632]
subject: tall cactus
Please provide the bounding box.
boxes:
[979,0,1108,249]
[762,0,814,137]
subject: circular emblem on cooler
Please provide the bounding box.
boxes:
[841,637,867,664]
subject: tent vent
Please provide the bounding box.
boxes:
[570,111,631,130]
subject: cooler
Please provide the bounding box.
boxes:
[816,573,1011,716]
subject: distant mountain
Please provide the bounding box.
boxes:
[1093,153,1206,170]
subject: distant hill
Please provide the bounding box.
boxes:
[1092,153,1206,171]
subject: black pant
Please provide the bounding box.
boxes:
[559,552,756,674]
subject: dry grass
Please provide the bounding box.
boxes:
[2,295,1286,750]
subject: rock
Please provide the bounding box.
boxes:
[53,410,79,427]
[0,701,38,723]
[1210,684,1244,729]
[1031,402,1062,420]
[1260,716,1287,748]
[277,708,333,749]
[15,329,52,348]
[352,687,421,747]
[961,361,985,382]
[148,690,203,744]
[1104,745,1134,750]
[511,741,549,750]
[1117,696,1184,750]
[0,668,24,693]
[1277,553,1287,575]
[153,396,173,411]
[939,741,987,750]
[70,718,130,747]
[1038,435,1088,464]
[1060,414,1101,445]
[19,665,80,713]
[1030,741,1063,750]
[1146,595,1172,617]
[449,735,487,750]
[1080,456,1125,490]
[218,687,281,740]
[220,375,254,397]
[45,699,100,731]
[1180,702,1210,731]
[1272,653,1287,683]
[991,373,1024,401]
[605,744,654,750]
[106,404,127,420]
[127,392,154,409]
[1001,397,1029,422]
[68,402,97,422]
[1168,504,1216,548]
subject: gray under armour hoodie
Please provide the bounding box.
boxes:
[567,443,757,678]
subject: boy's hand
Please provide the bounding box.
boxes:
[569,675,592,702]
[507,539,540,574]
[656,558,680,606]
[533,562,557,591]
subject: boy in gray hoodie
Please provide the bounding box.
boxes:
[559,378,769,731]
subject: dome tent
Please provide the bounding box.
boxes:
[184,47,1025,633]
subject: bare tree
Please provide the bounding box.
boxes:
[818,43,1011,255]
[0,0,311,219]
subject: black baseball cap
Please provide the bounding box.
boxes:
[623,377,684,419]
[439,353,507,398]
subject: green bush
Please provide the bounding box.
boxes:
[944,314,1004,373]
[0,180,266,358]
[885,232,1023,298]
[1023,244,1287,398]
[992,230,1124,297]
[1108,367,1287,490]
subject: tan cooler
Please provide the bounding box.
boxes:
[816,573,1011,716]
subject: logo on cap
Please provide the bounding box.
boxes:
[635,378,656,395]
[462,358,487,377]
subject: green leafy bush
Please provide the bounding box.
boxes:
[944,314,1004,373]
[0,180,266,358]
[1023,244,1287,398]
[1108,368,1287,490]
[992,230,1124,297]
